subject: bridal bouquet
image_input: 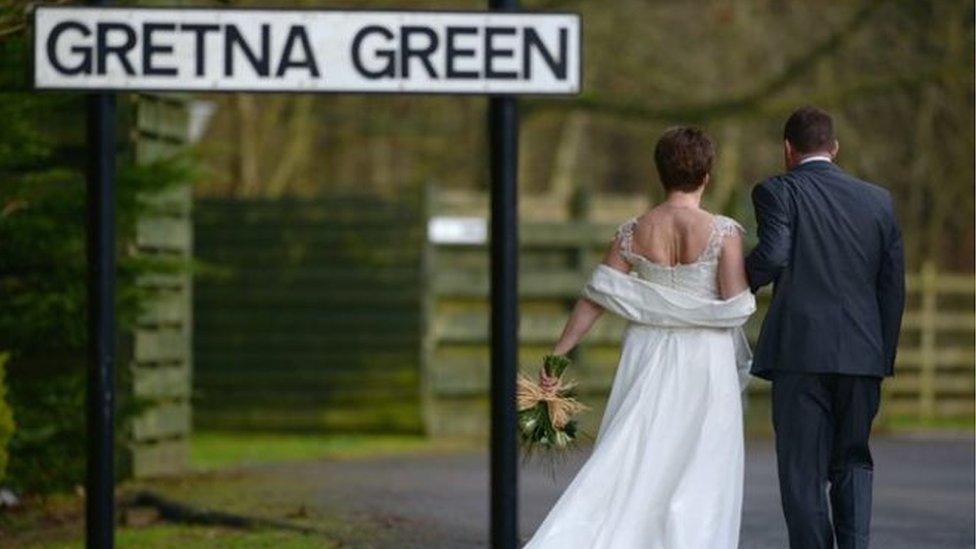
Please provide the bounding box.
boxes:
[517,355,588,454]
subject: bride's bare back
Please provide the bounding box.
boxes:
[605,205,749,300]
[629,207,718,266]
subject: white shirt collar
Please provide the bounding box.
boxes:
[799,154,832,165]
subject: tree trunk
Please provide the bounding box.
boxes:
[236,94,260,198]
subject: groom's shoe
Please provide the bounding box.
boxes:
[830,465,873,549]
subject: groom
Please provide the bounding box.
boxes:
[746,106,905,549]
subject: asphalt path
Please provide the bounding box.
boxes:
[297,435,973,548]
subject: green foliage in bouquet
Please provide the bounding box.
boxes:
[517,355,587,456]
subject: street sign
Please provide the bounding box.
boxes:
[34,7,581,94]
[38,2,573,546]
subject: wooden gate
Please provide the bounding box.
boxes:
[193,195,425,433]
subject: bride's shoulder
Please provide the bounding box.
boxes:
[712,214,746,238]
[617,215,639,230]
[614,216,639,240]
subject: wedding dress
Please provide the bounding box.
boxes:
[523,216,756,549]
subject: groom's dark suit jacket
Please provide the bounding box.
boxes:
[746,160,905,379]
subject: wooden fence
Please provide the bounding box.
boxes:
[193,195,425,433]
[190,186,972,437]
[128,93,194,477]
[885,262,974,420]
[423,221,975,436]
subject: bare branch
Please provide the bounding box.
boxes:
[528,0,891,123]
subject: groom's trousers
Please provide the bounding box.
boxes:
[771,373,881,549]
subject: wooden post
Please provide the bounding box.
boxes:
[419,183,436,436]
[129,95,193,478]
[568,169,592,368]
[919,260,937,420]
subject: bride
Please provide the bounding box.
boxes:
[524,127,756,549]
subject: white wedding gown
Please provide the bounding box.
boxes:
[524,216,756,549]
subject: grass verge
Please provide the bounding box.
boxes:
[3,433,479,548]
[190,431,470,471]
[27,524,337,549]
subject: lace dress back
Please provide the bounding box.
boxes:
[616,215,744,300]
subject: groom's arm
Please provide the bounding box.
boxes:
[877,195,906,375]
[745,180,791,292]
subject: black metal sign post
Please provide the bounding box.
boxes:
[488,95,519,548]
[85,68,116,549]
[488,0,520,546]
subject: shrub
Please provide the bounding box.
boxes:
[0,92,192,494]
[0,354,14,483]
[5,370,85,494]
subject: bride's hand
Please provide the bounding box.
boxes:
[539,370,559,391]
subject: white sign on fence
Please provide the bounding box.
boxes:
[33,7,581,94]
[428,216,488,245]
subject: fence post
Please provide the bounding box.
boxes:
[129,94,193,479]
[919,260,937,420]
[419,183,436,435]
[568,176,592,367]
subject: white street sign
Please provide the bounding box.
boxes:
[34,7,581,94]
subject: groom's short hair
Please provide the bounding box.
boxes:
[784,106,835,153]
[654,127,715,193]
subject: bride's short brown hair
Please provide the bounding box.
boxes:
[653,127,715,193]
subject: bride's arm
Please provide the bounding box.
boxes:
[718,230,749,299]
[552,299,604,356]
[550,236,631,357]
